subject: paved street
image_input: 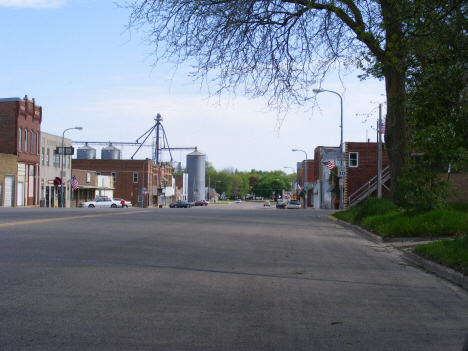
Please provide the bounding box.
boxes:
[1,202,468,350]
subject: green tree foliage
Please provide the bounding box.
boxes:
[253,175,291,199]
[122,0,467,199]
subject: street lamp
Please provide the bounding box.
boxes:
[292,149,308,209]
[61,127,82,208]
[313,88,344,210]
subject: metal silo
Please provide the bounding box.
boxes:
[186,150,206,202]
[77,144,96,159]
[171,161,181,174]
[101,144,121,160]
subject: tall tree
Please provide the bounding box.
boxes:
[123,0,467,196]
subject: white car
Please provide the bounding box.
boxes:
[287,200,301,209]
[114,198,132,208]
[236,199,242,204]
[79,197,121,208]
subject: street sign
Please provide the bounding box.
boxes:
[338,167,346,177]
[304,186,308,191]
[56,146,75,155]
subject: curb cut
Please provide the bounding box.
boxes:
[402,251,468,290]
[327,215,468,290]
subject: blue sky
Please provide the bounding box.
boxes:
[0,0,386,172]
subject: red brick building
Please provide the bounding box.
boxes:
[296,159,315,207]
[0,96,42,206]
[344,142,390,207]
[72,158,173,207]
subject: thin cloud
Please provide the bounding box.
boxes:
[0,0,67,8]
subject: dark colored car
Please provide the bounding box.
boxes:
[276,201,285,209]
[169,201,193,208]
[194,200,209,206]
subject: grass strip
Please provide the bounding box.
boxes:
[414,235,468,274]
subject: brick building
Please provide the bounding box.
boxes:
[72,158,173,207]
[344,142,390,207]
[296,159,315,208]
[0,96,42,207]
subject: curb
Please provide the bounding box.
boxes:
[402,251,468,290]
[327,215,468,290]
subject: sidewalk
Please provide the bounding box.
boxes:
[328,215,468,291]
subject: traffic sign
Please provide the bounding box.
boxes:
[338,167,346,177]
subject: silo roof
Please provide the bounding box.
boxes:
[187,150,205,156]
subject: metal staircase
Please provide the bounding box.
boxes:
[347,166,391,207]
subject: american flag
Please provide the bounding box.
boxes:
[381,123,386,133]
[70,176,79,190]
[323,160,335,170]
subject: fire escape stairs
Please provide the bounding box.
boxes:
[347,166,391,207]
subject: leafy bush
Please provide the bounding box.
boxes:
[395,163,453,212]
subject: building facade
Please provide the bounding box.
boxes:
[39,132,73,207]
[72,158,173,207]
[0,96,42,207]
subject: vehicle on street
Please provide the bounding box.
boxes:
[114,198,132,208]
[169,201,193,208]
[264,201,271,207]
[287,200,301,209]
[236,199,242,204]
[194,199,209,206]
[276,201,285,209]
[78,197,121,208]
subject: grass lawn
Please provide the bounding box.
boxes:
[333,198,468,274]
[414,235,468,274]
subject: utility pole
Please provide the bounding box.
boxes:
[377,104,382,198]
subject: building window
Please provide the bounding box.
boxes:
[46,148,50,166]
[41,147,45,165]
[30,131,34,153]
[24,129,28,152]
[18,128,22,151]
[349,152,358,167]
[133,173,138,183]
[111,172,117,183]
[36,132,39,154]
[53,149,60,168]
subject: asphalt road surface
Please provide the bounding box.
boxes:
[1,202,468,350]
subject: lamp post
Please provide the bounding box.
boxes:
[313,88,344,210]
[292,149,308,209]
[61,127,82,208]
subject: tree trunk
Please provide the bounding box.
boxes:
[383,57,410,200]
[381,0,410,200]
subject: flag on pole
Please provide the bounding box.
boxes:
[381,123,386,133]
[323,160,335,170]
[70,176,79,190]
[297,183,301,190]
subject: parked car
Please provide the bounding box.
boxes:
[194,199,209,206]
[169,201,193,208]
[78,197,121,208]
[264,201,271,207]
[276,201,285,209]
[114,198,132,208]
[287,200,301,209]
[236,199,242,204]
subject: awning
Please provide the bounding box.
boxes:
[53,177,63,186]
